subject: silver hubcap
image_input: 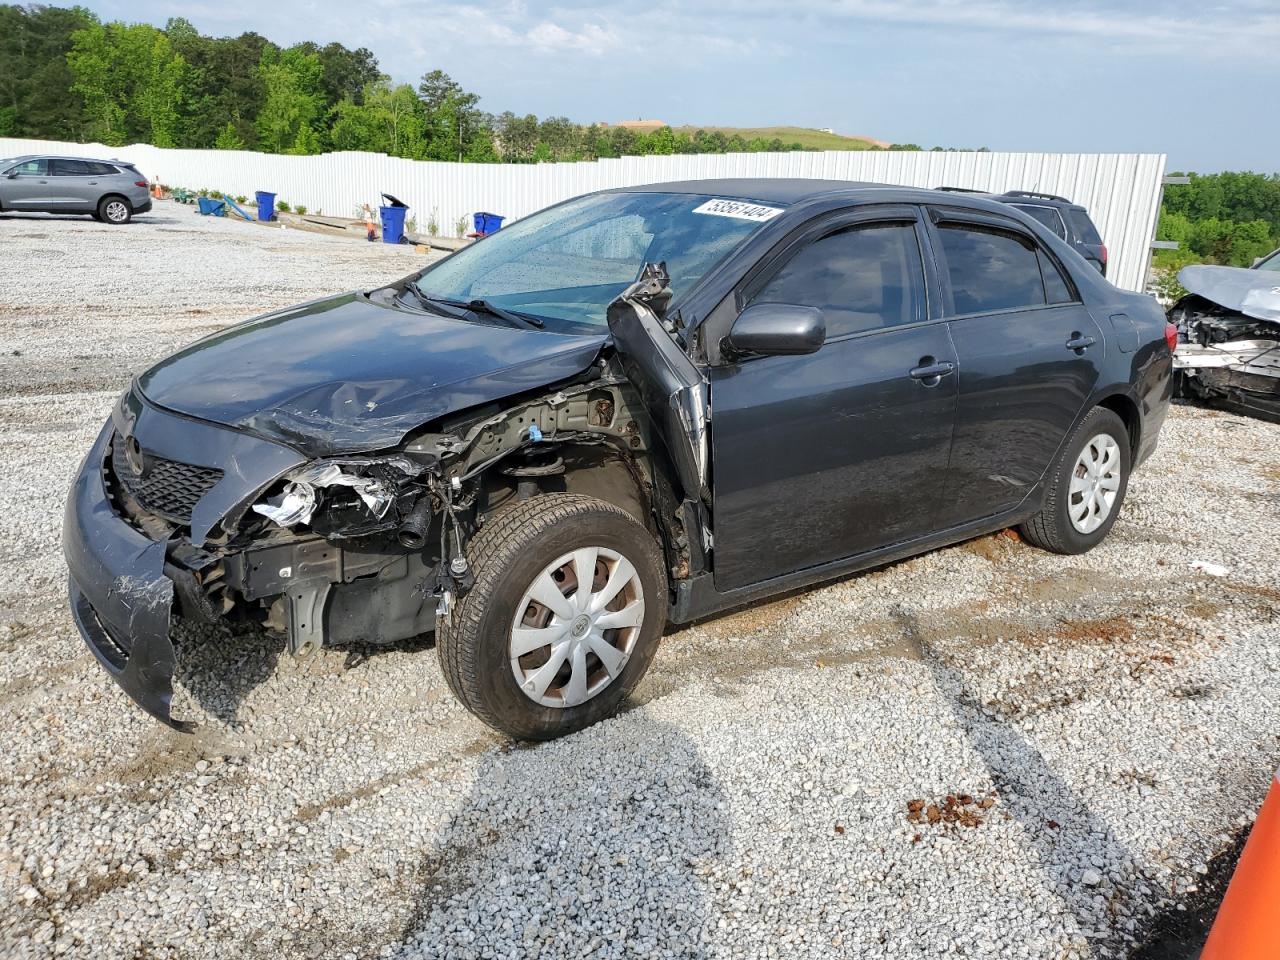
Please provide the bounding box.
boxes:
[105,201,128,222]
[509,546,645,709]
[1069,433,1121,534]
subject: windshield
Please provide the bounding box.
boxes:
[1255,248,1280,272]
[411,191,782,329]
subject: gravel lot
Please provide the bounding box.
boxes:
[1,203,1277,960]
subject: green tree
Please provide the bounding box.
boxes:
[67,20,187,146]
[214,119,245,149]
[255,45,324,153]
[0,4,97,139]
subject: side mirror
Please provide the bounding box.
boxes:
[726,302,826,357]
[4,170,18,179]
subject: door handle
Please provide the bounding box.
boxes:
[909,358,955,384]
[1066,332,1096,353]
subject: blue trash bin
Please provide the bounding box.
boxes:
[380,205,407,244]
[255,191,276,222]
[473,211,504,236]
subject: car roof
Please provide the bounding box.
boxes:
[3,154,128,164]
[609,177,1066,219]
[614,178,910,204]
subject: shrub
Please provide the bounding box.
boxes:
[294,204,307,215]
[276,200,291,213]
[455,216,467,237]
[235,195,247,204]
[427,207,440,237]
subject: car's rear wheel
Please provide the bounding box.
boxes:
[436,493,667,740]
[1019,406,1131,554]
[97,196,132,224]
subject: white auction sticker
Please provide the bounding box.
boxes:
[692,198,783,222]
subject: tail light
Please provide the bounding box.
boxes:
[1164,322,1178,353]
[134,180,148,188]
[1100,243,1108,264]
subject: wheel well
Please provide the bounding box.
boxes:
[1097,394,1140,456]
[478,442,652,528]
[98,193,130,209]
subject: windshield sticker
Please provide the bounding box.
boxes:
[692,199,783,222]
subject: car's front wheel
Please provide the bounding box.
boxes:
[97,196,132,224]
[1020,406,1131,554]
[436,493,667,740]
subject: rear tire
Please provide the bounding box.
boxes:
[1019,406,1131,554]
[97,196,131,224]
[436,493,667,740]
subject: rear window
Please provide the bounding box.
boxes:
[52,158,94,176]
[1067,209,1102,244]
[938,224,1045,315]
[1010,203,1067,241]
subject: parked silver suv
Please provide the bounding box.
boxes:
[0,155,153,224]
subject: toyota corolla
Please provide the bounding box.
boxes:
[64,179,1175,739]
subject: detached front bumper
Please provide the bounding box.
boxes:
[63,422,185,728]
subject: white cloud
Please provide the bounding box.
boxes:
[723,0,1280,50]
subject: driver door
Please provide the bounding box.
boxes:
[1,158,51,209]
[708,206,959,592]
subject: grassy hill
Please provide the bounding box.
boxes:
[674,126,885,150]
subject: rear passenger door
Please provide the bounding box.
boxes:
[49,158,100,211]
[709,206,958,591]
[926,208,1103,528]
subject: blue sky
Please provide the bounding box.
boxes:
[84,0,1279,171]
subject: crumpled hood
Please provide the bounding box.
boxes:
[137,292,606,456]
[1179,264,1280,324]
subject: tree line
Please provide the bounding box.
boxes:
[0,5,996,163]
[0,4,838,161]
[1156,172,1280,269]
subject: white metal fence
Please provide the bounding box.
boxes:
[0,139,1166,291]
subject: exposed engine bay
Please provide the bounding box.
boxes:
[1170,264,1280,423]
[91,269,701,716]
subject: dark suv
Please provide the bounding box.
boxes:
[64,179,1173,739]
[938,188,1107,275]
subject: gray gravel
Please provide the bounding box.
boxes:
[1,203,1278,960]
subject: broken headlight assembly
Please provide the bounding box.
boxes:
[251,457,423,536]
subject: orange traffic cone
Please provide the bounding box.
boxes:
[1201,766,1280,959]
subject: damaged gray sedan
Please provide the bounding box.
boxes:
[1171,255,1280,423]
[65,179,1174,739]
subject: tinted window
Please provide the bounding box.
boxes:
[1011,203,1067,240]
[1256,249,1280,272]
[8,158,48,176]
[752,222,924,337]
[88,161,118,176]
[52,158,93,176]
[1067,209,1102,244]
[938,224,1045,314]
[1038,250,1075,304]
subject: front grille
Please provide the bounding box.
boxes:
[110,436,223,524]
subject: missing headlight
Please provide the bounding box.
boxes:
[252,459,415,529]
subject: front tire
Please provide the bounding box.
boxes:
[1019,406,1131,554]
[97,196,132,224]
[437,494,668,740]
